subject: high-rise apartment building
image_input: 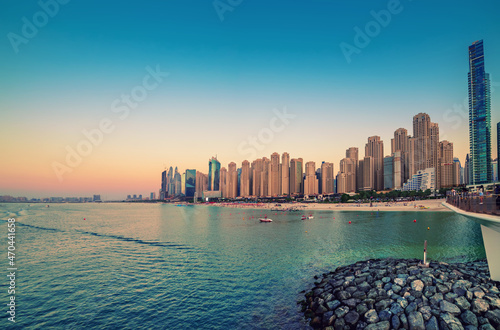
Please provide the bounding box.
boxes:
[393,128,410,183]
[362,156,374,191]
[195,171,208,199]
[270,152,280,196]
[393,151,402,189]
[346,147,358,191]
[303,161,318,195]
[430,123,440,189]
[290,158,303,194]
[339,158,356,193]
[240,160,250,197]
[160,170,167,199]
[384,156,394,190]
[464,154,470,185]
[174,167,181,196]
[208,157,221,191]
[336,172,347,195]
[497,122,500,181]
[321,162,334,194]
[181,172,186,195]
[167,166,174,196]
[251,158,263,197]
[261,157,270,197]
[413,113,431,172]
[439,141,454,188]
[185,169,196,198]
[219,167,227,198]
[453,158,461,186]
[281,152,290,195]
[469,40,492,184]
[365,136,384,191]
[227,162,238,198]
[412,113,440,189]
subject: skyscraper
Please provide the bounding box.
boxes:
[365,136,384,191]
[497,122,500,181]
[464,154,470,185]
[240,160,250,197]
[261,157,270,196]
[303,161,318,195]
[412,113,439,189]
[393,151,402,189]
[281,152,290,195]
[219,167,227,198]
[362,156,374,191]
[453,158,461,186]
[174,167,181,196]
[181,172,186,196]
[346,147,358,191]
[413,113,431,171]
[160,170,167,199]
[290,158,303,195]
[251,158,263,197]
[167,166,174,196]
[185,169,196,198]
[321,162,334,194]
[393,128,410,183]
[468,40,492,184]
[195,171,208,200]
[439,141,454,188]
[270,152,280,196]
[339,158,356,193]
[208,157,221,191]
[384,155,394,190]
[227,162,238,198]
[430,123,440,189]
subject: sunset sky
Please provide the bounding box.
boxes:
[1,0,499,200]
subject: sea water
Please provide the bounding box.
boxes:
[0,203,485,329]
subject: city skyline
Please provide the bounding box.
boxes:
[2,1,500,199]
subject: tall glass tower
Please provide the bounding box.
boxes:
[208,157,221,191]
[468,40,492,184]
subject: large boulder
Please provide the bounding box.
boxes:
[411,280,424,292]
[408,311,425,330]
[440,300,461,316]
[439,312,464,330]
[364,309,379,324]
[364,321,390,330]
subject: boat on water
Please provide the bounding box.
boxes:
[308,215,314,219]
[259,215,272,222]
[301,215,306,220]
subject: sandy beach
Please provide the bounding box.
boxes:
[211,199,450,212]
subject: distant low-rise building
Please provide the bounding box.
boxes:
[402,167,435,192]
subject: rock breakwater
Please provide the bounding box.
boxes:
[299,258,500,329]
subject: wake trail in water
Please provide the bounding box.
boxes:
[77,230,195,250]
[2,221,196,251]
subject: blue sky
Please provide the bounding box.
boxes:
[1,0,499,199]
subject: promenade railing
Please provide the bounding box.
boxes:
[446,192,500,216]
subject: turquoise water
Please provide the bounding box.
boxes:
[0,203,486,329]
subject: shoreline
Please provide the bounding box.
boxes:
[300,257,500,329]
[209,198,451,212]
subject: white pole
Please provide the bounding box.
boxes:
[423,240,427,265]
